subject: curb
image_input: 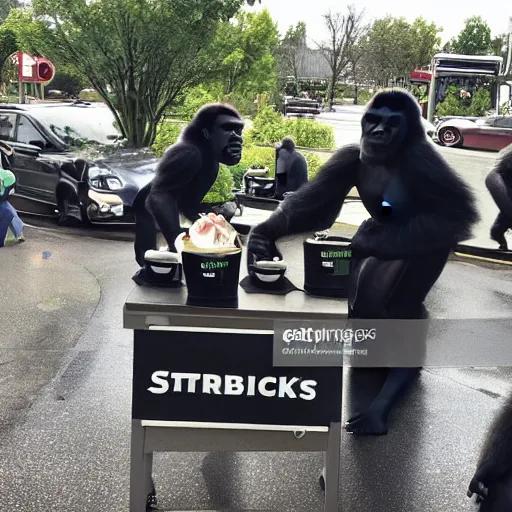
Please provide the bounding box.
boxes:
[453,244,512,265]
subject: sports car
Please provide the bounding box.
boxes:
[435,115,512,151]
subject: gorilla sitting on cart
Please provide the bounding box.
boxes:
[240,136,308,203]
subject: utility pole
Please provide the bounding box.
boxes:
[505,17,512,77]
[426,57,437,123]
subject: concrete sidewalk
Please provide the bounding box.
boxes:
[1,225,511,512]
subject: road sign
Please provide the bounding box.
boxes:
[16,52,55,83]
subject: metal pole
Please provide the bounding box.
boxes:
[18,81,25,104]
[426,58,437,123]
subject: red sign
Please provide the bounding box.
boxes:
[16,52,55,83]
[409,69,438,82]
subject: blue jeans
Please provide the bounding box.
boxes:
[0,201,23,246]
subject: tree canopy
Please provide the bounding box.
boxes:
[29,0,246,148]
[445,16,492,55]
[207,9,279,97]
[361,16,442,83]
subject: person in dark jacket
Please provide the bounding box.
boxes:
[274,137,308,200]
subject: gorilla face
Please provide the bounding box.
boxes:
[361,106,407,161]
[208,114,245,166]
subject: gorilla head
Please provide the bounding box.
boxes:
[182,103,245,166]
[360,88,425,163]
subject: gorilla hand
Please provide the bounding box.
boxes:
[247,225,283,271]
[467,471,489,504]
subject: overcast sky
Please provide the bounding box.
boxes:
[249,0,512,47]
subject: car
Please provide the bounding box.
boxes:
[435,115,512,151]
[0,101,160,225]
[421,117,437,140]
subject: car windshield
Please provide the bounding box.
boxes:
[27,104,122,146]
[475,117,495,126]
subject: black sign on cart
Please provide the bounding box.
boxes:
[133,329,342,427]
[124,282,346,512]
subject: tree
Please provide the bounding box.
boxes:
[208,9,279,96]
[361,16,442,86]
[317,5,366,110]
[0,0,19,23]
[277,21,307,86]
[411,17,443,69]
[1,7,50,55]
[0,28,17,90]
[449,16,492,55]
[345,32,369,104]
[31,0,245,148]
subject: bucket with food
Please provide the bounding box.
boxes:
[177,213,242,304]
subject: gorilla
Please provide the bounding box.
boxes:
[485,143,512,250]
[132,103,244,286]
[274,137,308,199]
[467,389,512,511]
[247,88,479,440]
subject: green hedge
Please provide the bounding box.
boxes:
[151,120,326,202]
[151,121,186,155]
[245,106,336,149]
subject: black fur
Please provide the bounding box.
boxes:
[133,103,243,267]
[486,144,512,248]
[468,390,512,511]
[250,89,478,261]
[181,103,242,143]
[248,88,479,436]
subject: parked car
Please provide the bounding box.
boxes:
[421,117,437,140]
[0,101,160,225]
[435,115,512,151]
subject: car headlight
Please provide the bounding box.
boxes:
[105,177,122,190]
[87,166,123,191]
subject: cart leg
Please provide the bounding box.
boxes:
[130,420,153,512]
[323,422,341,512]
[145,453,157,510]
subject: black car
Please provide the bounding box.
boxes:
[0,101,159,225]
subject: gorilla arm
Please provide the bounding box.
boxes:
[247,145,360,261]
[146,143,202,251]
[485,144,512,219]
[467,396,512,502]
[352,141,479,260]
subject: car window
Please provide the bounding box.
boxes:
[495,117,512,128]
[16,115,47,148]
[0,113,16,141]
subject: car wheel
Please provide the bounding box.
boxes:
[438,127,463,147]
[56,184,88,226]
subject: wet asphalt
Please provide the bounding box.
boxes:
[1,225,512,511]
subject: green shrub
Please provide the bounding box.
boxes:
[284,118,335,149]
[303,152,323,180]
[177,85,216,120]
[436,87,492,117]
[356,89,372,105]
[151,121,186,156]
[203,165,235,203]
[245,105,335,149]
